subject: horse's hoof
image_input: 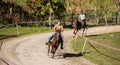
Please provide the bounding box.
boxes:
[73,32,75,34]
[73,36,75,38]
[50,51,52,53]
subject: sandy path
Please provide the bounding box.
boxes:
[0,25,120,65]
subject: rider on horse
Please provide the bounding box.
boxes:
[46,20,64,49]
[73,11,87,35]
[78,11,86,26]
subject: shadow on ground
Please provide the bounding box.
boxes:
[0,34,18,40]
[88,42,120,62]
[63,52,90,58]
[86,35,98,37]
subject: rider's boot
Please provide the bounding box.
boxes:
[61,46,63,49]
[61,45,63,49]
[46,42,48,45]
[46,41,51,45]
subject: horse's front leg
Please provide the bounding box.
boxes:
[53,43,60,58]
[75,30,79,34]
[52,47,55,59]
[73,29,76,34]
[48,44,50,56]
[51,46,54,53]
[73,28,76,37]
[73,30,79,38]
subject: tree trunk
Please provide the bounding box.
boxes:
[104,15,108,26]
[96,17,99,25]
[49,10,52,28]
[9,7,12,15]
[15,21,19,35]
[118,11,120,24]
[94,12,100,25]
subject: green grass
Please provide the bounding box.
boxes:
[71,32,120,65]
[0,25,72,40]
[87,32,120,49]
[0,26,53,40]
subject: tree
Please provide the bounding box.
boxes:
[98,0,115,25]
[114,0,120,24]
[24,0,66,20]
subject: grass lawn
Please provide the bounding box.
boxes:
[71,32,120,65]
[87,32,120,49]
[0,26,54,40]
[0,26,71,40]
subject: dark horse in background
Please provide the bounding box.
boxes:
[73,18,88,37]
[47,31,61,58]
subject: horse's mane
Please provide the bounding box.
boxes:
[51,31,60,44]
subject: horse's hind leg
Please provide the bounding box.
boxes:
[82,27,87,36]
[84,27,88,36]
[82,28,85,36]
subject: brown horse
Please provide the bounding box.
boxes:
[73,18,87,36]
[48,31,61,58]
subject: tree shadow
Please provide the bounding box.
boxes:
[63,52,90,58]
[0,34,18,40]
[86,35,98,37]
[88,41,120,62]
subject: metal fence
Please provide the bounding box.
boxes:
[0,12,120,28]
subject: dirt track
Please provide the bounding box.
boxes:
[0,25,120,65]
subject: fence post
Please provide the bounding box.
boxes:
[117,11,120,24]
[115,12,118,24]
[15,21,19,35]
[81,37,87,54]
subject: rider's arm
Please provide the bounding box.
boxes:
[53,25,56,31]
[61,25,64,32]
[78,15,81,21]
